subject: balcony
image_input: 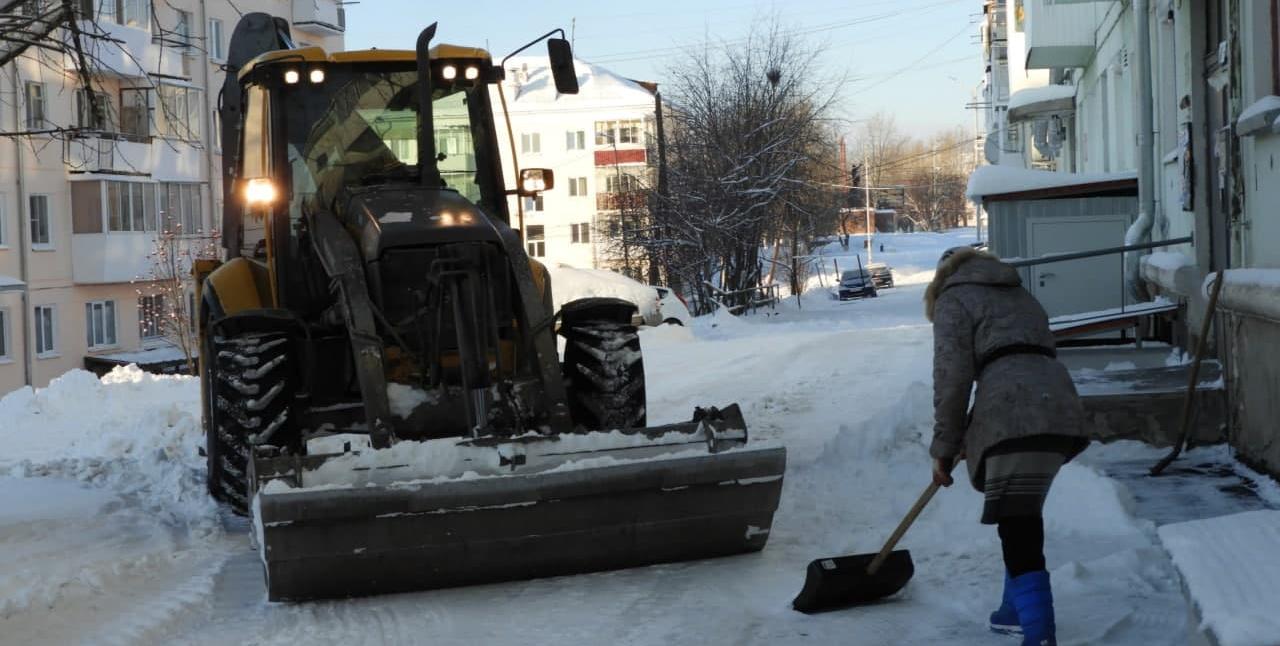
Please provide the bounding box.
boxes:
[65,135,202,181]
[65,134,151,175]
[72,232,158,284]
[292,0,346,36]
[65,20,185,78]
[1024,0,1112,69]
[596,192,647,211]
[595,148,647,167]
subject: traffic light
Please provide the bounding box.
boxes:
[849,163,864,208]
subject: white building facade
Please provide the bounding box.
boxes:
[497,57,657,274]
[0,1,344,393]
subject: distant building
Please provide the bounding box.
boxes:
[497,57,657,274]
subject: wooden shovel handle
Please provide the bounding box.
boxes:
[867,481,941,575]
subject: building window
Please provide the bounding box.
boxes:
[75,89,112,131]
[172,9,192,49]
[0,194,7,247]
[157,84,201,141]
[605,174,641,193]
[211,107,221,153]
[208,18,225,61]
[139,294,165,339]
[85,300,117,349]
[119,87,151,139]
[566,130,585,150]
[34,305,55,357]
[24,82,45,130]
[525,225,545,257]
[571,223,591,244]
[0,308,10,361]
[521,132,541,153]
[524,195,544,212]
[106,181,158,232]
[595,120,644,146]
[29,194,51,248]
[117,0,148,29]
[568,177,588,196]
[160,182,202,233]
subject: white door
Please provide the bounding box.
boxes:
[1025,216,1129,318]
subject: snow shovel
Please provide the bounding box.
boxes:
[792,481,940,613]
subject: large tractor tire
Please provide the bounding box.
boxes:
[205,330,295,514]
[562,319,647,431]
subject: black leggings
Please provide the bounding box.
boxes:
[998,515,1046,576]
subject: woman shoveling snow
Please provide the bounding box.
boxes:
[926,246,1091,646]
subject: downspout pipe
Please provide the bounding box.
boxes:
[1126,0,1157,300]
[10,67,33,387]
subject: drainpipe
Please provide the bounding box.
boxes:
[1127,0,1157,300]
[10,67,33,387]
[199,0,216,236]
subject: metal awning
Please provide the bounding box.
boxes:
[0,275,25,293]
[1007,85,1076,122]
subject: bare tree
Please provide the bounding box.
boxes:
[620,18,844,314]
[136,226,219,374]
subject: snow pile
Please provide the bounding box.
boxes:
[386,382,438,418]
[0,367,224,629]
[547,265,659,321]
[966,165,1137,201]
[291,427,731,490]
[1158,510,1280,646]
[0,367,215,533]
[1144,251,1194,272]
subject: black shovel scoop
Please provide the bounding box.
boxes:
[792,481,940,613]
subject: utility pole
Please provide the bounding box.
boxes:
[864,151,873,264]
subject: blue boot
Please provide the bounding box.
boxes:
[1010,570,1056,646]
[989,573,1022,635]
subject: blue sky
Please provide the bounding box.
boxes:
[343,0,980,138]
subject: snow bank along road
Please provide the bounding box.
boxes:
[1,231,1193,645]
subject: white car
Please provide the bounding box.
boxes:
[651,286,692,326]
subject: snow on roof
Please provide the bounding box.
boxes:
[94,344,188,365]
[1007,84,1076,121]
[0,274,24,290]
[501,56,655,110]
[966,165,1137,201]
[1158,510,1280,646]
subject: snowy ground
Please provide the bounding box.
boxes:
[0,229,1271,645]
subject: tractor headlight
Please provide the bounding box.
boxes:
[245,178,278,205]
[441,64,457,81]
[464,66,479,80]
[283,69,300,84]
[309,68,325,84]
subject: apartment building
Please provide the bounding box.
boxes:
[497,56,657,274]
[977,0,1053,169]
[0,0,344,393]
[973,0,1280,477]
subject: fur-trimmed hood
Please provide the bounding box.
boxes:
[924,246,1021,321]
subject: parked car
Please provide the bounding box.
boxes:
[651,286,692,326]
[838,268,878,300]
[866,262,895,289]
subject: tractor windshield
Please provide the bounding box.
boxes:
[282,65,497,217]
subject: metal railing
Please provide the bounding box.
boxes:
[1003,236,1193,268]
[701,282,781,316]
[1004,236,1193,330]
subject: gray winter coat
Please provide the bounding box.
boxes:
[926,248,1089,490]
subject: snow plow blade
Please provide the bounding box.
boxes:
[252,408,786,601]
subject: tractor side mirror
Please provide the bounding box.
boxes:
[547,38,579,95]
[519,168,555,195]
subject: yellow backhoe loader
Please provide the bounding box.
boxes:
[196,13,786,601]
